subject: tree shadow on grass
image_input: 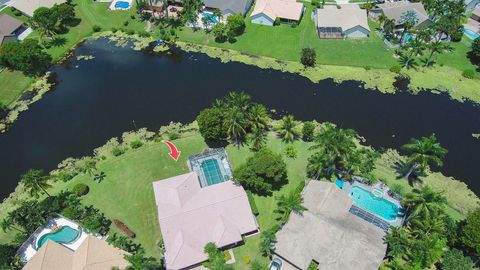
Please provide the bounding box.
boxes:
[50,36,67,47]
[393,159,425,186]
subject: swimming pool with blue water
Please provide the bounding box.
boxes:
[36,226,80,250]
[350,186,399,221]
[464,29,479,40]
[115,1,130,9]
[202,12,218,24]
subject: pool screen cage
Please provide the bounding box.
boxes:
[188,148,233,187]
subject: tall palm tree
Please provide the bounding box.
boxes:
[259,229,276,258]
[248,127,267,151]
[21,169,51,198]
[383,19,396,39]
[378,14,388,28]
[401,186,447,221]
[0,218,25,233]
[225,108,246,145]
[277,115,299,143]
[306,151,336,180]
[248,104,269,130]
[401,134,448,180]
[274,190,307,223]
[407,38,425,58]
[426,41,444,64]
[83,158,97,177]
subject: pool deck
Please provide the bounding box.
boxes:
[340,180,404,227]
[18,217,88,262]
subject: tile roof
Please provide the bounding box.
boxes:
[251,0,304,21]
[316,5,370,32]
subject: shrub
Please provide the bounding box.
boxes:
[72,183,89,196]
[197,107,228,142]
[285,145,298,159]
[137,30,150,37]
[130,14,135,19]
[302,121,315,141]
[441,249,473,270]
[224,250,232,262]
[130,140,143,149]
[125,29,135,35]
[242,256,251,265]
[111,27,118,33]
[307,260,319,270]
[274,17,281,26]
[92,25,101,32]
[114,219,136,238]
[123,20,129,26]
[389,65,402,73]
[364,65,371,70]
[246,191,259,215]
[471,37,480,61]
[167,131,180,140]
[111,147,125,156]
[226,14,246,36]
[459,207,480,255]
[462,69,475,79]
[450,30,463,42]
[233,148,288,195]
[300,48,316,67]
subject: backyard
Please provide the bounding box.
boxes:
[0,128,476,268]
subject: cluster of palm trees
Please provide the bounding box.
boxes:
[385,186,450,268]
[306,123,379,180]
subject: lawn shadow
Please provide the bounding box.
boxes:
[50,36,67,47]
[393,160,425,186]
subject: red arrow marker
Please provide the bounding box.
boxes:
[163,140,181,161]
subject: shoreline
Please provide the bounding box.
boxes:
[1,33,480,132]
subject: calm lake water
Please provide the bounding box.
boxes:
[0,38,479,200]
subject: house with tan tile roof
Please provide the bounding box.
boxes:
[370,1,432,30]
[250,0,304,26]
[316,5,370,39]
[152,172,258,270]
[22,235,129,270]
[0,14,25,45]
[10,0,66,17]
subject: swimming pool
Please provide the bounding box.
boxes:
[36,226,80,250]
[350,186,399,221]
[201,158,226,186]
[202,12,218,24]
[115,1,130,9]
[464,29,479,40]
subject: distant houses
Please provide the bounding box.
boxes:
[250,0,305,26]
[465,0,480,11]
[370,1,432,30]
[10,0,67,17]
[316,5,370,39]
[0,14,27,46]
[203,0,253,19]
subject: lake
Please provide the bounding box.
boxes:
[0,38,479,200]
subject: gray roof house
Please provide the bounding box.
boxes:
[203,0,253,17]
[371,1,432,29]
[273,181,387,270]
[316,5,370,39]
[10,0,66,17]
[465,0,480,11]
[0,14,25,45]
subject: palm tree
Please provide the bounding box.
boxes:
[274,190,307,223]
[426,41,444,64]
[407,38,425,58]
[399,54,417,69]
[125,251,160,270]
[248,127,267,151]
[21,169,51,198]
[212,8,222,23]
[401,186,447,221]
[259,229,276,258]
[0,217,25,233]
[378,14,388,28]
[277,115,299,143]
[93,171,106,183]
[306,151,336,180]
[225,108,246,145]
[83,158,97,177]
[401,134,448,180]
[248,104,269,130]
[383,19,396,39]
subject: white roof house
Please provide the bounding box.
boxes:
[152,172,258,270]
[250,0,304,26]
[10,0,66,17]
[316,5,370,38]
[274,181,387,270]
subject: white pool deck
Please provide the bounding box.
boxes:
[19,217,88,262]
[109,0,133,10]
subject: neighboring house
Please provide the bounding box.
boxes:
[0,14,25,45]
[10,0,66,17]
[316,5,370,39]
[273,181,387,270]
[466,0,480,11]
[21,236,129,270]
[152,172,259,270]
[371,1,432,29]
[203,0,253,18]
[250,0,304,26]
[473,6,480,21]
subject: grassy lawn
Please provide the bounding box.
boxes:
[177,5,397,69]
[0,70,34,107]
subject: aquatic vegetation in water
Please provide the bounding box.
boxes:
[76,55,96,61]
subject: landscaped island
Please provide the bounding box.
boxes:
[0,93,479,269]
